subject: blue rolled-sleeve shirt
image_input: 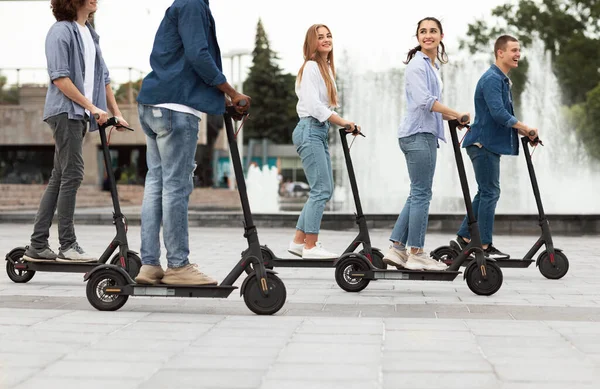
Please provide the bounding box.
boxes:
[44,21,110,132]
[398,50,445,142]
[137,0,227,115]
[462,64,519,155]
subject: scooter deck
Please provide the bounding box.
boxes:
[350,269,461,281]
[14,261,103,273]
[494,258,534,268]
[107,284,237,298]
[270,257,335,268]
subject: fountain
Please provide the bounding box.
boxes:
[246,163,281,213]
[334,40,600,215]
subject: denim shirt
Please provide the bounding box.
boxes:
[137,0,227,115]
[44,21,110,132]
[462,64,519,155]
[398,51,444,142]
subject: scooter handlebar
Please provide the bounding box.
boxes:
[93,114,134,131]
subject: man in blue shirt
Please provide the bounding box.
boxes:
[135,0,251,286]
[24,0,128,264]
[455,35,538,258]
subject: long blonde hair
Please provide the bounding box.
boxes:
[297,24,338,107]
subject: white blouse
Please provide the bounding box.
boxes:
[295,61,337,122]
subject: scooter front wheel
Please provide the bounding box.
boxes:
[538,250,569,280]
[243,272,286,315]
[465,261,503,296]
[86,269,129,311]
[335,256,370,293]
[6,248,35,283]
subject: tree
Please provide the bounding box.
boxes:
[461,0,600,106]
[0,74,19,105]
[114,78,143,104]
[460,0,600,160]
[242,19,298,144]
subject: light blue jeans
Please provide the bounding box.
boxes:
[293,117,333,234]
[390,132,438,248]
[456,145,501,244]
[138,104,199,268]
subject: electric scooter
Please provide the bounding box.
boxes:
[333,118,504,296]
[431,133,569,279]
[5,117,141,283]
[253,128,387,272]
[83,103,287,315]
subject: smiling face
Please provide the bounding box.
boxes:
[81,0,98,14]
[316,26,332,58]
[497,41,521,69]
[417,19,443,52]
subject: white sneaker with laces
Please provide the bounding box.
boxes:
[287,241,304,257]
[302,242,338,260]
[405,251,448,271]
[383,246,408,268]
[56,242,97,262]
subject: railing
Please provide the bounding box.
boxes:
[0,67,147,105]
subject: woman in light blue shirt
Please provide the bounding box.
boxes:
[383,17,470,271]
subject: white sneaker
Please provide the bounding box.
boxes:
[302,242,338,260]
[287,241,304,257]
[56,242,97,263]
[405,251,448,271]
[383,246,408,269]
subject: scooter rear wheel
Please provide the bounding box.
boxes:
[244,246,274,275]
[430,246,459,266]
[86,269,129,311]
[335,256,371,293]
[243,272,287,315]
[109,251,142,278]
[538,251,569,280]
[465,261,503,296]
[359,249,387,269]
[6,248,35,283]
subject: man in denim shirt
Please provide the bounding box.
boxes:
[24,0,128,263]
[455,35,538,258]
[135,0,250,285]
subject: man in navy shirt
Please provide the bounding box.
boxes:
[455,35,538,259]
[135,0,251,285]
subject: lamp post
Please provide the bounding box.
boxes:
[222,49,250,190]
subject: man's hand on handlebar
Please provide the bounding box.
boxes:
[91,107,109,125]
[230,93,251,113]
[113,116,130,132]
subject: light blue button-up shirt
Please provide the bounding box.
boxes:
[397,51,444,142]
[43,21,110,132]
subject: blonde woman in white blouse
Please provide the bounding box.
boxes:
[287,24,361,260]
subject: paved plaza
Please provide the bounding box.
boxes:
[1,223,599,388]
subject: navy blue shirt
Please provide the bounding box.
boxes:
[137,0,227,115]
[462,64,519,155]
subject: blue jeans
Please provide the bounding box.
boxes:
[293,117,333,234]
[457,145,501,244]
[138,104,200,268]
[390,133,437,248]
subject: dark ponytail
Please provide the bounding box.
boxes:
[404,45,422,64]
[404,17,449,64]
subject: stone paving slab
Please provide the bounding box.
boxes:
[0,224,599,388]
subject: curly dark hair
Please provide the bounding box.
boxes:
[51,0,87,21]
